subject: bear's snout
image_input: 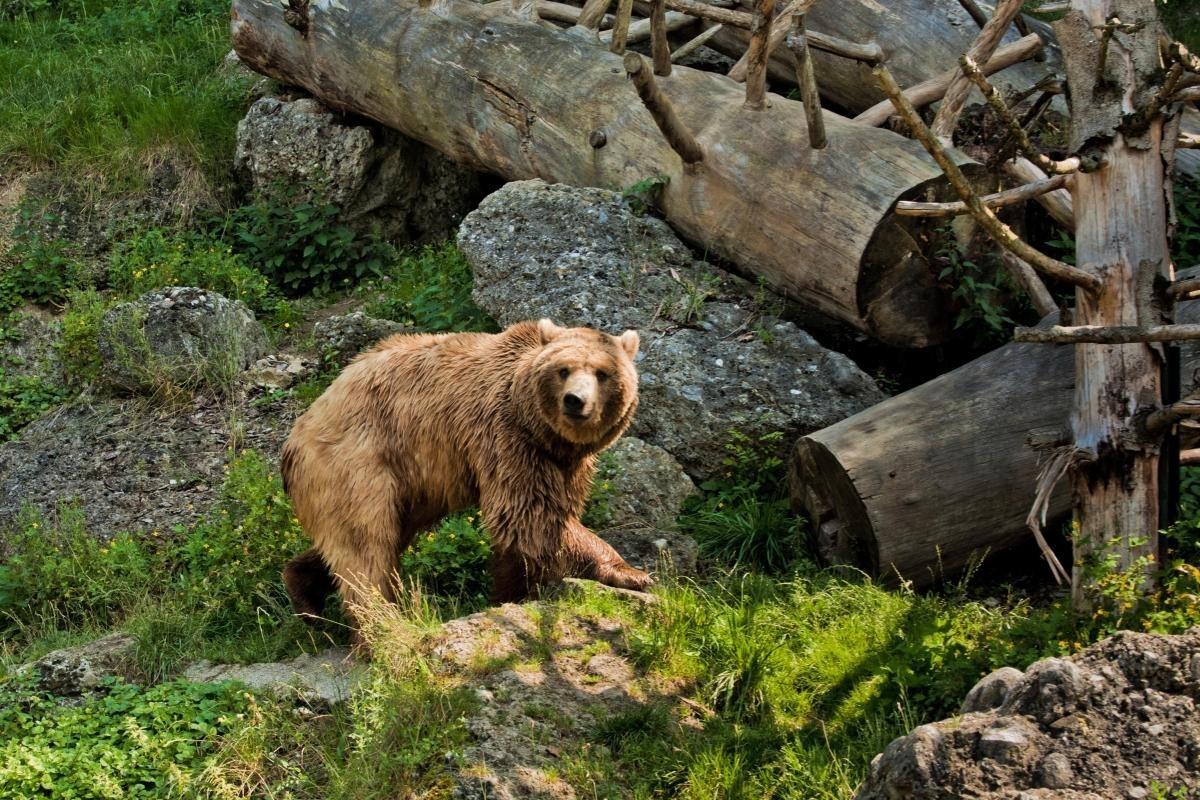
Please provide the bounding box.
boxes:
[561,371,598,420]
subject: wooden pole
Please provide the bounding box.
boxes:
[787,11,825,148]
[1005,156,1075,230]
[670,23,723,62]
[608,0,635,52]
[895,173,1070,217]
[743,0,776,110]
[576,0,613,29]
[1055,0,1171,610]
[650,0,672,75]
[624,52,704,163]
[930,0,1026,144]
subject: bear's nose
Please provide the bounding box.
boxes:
[563,393,585,416]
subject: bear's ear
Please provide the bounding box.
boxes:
[537,318,566,343]
[616,329,639,359]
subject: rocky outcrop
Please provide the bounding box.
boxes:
[857,629,1200,799]
[0,395,298,541]
[460,180,885,480]
[98,287,269,395]
[312,311,407,367]
[235,96,487,244]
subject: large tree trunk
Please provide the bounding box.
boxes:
[1056,0,1171,608]
[789,320,1075,586]
[230,0,976,347]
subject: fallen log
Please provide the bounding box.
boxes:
[790,289,1200,586]
[789,320,1073,587]
[231,0,976,346]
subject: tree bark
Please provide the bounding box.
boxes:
[1055,0,1172,609]
[231,0,974,347]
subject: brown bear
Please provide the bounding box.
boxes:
[280,318,652,638]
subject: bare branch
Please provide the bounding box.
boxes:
[1169,277,1200,300]
[1005,157,1074,230]
[1026,446,1073,585]
[624,52,705,165]
[669,23,723,61]
[600,11,691,46]
[787,10,826,148]
[854,34,1043,127]
[1014,324,1200,344]
[930,0,1025,144]
[1180,133,1200,149]
[806,29,883,64]
[576,0,612,30]
[895,173,1070,217]
[873,63,1102,292]
[959,55,1080,174]
[661,0,753,28]
[1145,398,1200,436]
[1001,251,1058,318]
[1175,86,1200,104]
[727,0,815,82]
[1182,449,1200,466]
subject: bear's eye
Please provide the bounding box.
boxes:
[558,367,570,380]
[596,370,609,382]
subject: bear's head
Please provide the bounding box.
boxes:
[527,318,639,448]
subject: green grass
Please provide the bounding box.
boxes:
[0,0,251,190]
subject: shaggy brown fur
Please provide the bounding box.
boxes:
[280,319,651,637]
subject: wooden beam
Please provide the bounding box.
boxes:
[1013,324,1200,344]
[743,0,776,110]
[788,10,826,148]
[929,0,1025,144]
[650,0,672,75]
[608,0,635,51]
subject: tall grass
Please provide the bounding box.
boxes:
[0,0,250,189]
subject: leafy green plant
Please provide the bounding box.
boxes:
[399,511,492,605]
[220,182,391,294]
[108,228,276,312]
[0,672,251,798]
[0,211,83,309]
[364,243,496,332]
[679,430,804,573]
[621,175,669,215]
[935,233,1014,346]
[0,369,66,442]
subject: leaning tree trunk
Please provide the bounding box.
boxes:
[230,0,979,347]
[1055,0,1172,608]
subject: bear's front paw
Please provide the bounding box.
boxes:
[597,563,654,592]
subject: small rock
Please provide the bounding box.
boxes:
[20,633,136,695]
[962,666,1025,713]
[313,312,407,367]
[243,354,311,390]
[183,648,360,708]
[1038,752,1073,789]
[1127,787,1149,800]
[977,726,1030,763]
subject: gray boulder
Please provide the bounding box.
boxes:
[313,311,407,367]
[857,629,1200,799]
[599,437,697,531]
[235,96,486,243]
[183,648,360,709]
[459,180,885,479]
[20,633,136,695]
[98,287,268,395]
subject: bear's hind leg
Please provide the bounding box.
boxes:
[283,547,335,622]
[324,539,401,648]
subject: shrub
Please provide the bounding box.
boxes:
[364,243,496,332]
[399,511,492,605]
[220,183,391,294]
[679,430,804,573]
[0,369,66,442]
[57,287,111,387]
[108,229,275,312]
